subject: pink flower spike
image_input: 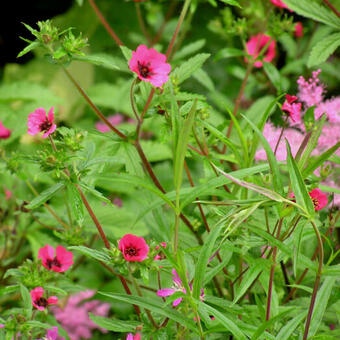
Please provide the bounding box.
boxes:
[246,34,276,68]
[129,45,171,87]
[27,107,57,138]
[38,244,73,272]
[30,287,57,311]
[270,0,288,9]
[37,326,65,340]
[0,121,11,139]
[119,234,149,262]
[294,22,303,38]
[309,188,328,211]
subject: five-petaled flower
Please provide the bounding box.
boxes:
[129,45,171,87]
[31,287,58,311]
[27,107,57,138]
[246,34,276,68]
[119,234,149,262]
[309,188,328,211]
[157,269,204,307]
[38,244,73,272]
[127,333,141,340]
[281,94,302,123]
[0,121,11,139]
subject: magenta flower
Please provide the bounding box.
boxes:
[4,188,12,200]
[119,234,149,262]
[38,244,73,272]
[157,269,204,307]
[270,0,288,8]
[127,333,141,340]
[0,121,11,139]
[297,69,324,108]
[309,188,328,211]
[95,114,124,133]
[246,34,276,68]
[154,242,167,261]
[27,107,56,138]
[37,326,65,340]
[129,45,171,87]
[282,94,301,123]
[294,22,303,38]
[52,290,110,340]
[30,287,58,311]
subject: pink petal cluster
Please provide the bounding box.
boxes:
[30,287,58,311]
[119,234,149,262]
[129,45,171,87]
[27,107,56,138]
[154,242,167,261]
[127,333,141,340]
[38,244,73,272]
[52,290,110,340]
[270,0,288,8]
[282,94,302,123]
[0,121,11,139]
[37,326,65,340]
[297,69,324,108]
[246,34,276,68]
[309,188,328,210]
[294,22,303,38]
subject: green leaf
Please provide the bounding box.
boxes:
[308,32,340,67]
[286,140,314,217]
[219,0,242,8]
[17,41,41,58]
[73,54,120,70]
[193,224,223,299]
[174,39,206,60]
[199,302,247,339]
[20,284,32,318]
[193,68,215,92]
[99,293,199,334]
[172,53,210,84]
[78,182,111,205]
[89,314,141,332]
[215,48,244,61]
[309,277,337,336]
[263,62,282,93]
[68,246,111,264]
[204,247,232,285]
[283,0,340,29]
[242,114,283,196]
[303,106,315,131]
[275,312,307,340]
[26,182,65,209]
[120,46,132,62]
[67,184,84,226]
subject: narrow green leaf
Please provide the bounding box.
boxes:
[308,32,340,67]
[219,0,242,8]
[242,114,283,196]
[193,68,215,92]
[204,248,232,285]
[173,39,206,60]
[26,182,65,209]
[20,284,32,318]
[193,224,223,299]
[275,312,307,340]
[99,293,199,334]
[69,246,111,264]
[199,302,247,339]
[286,140,314,216]
[120,46,132,62]
[263,62,282,92]
[17,41,40,58]
[89,314,141,332]
[215,48,243,61]
[67,183,84,226]
[73,54,120,70]
[78,182,111,205]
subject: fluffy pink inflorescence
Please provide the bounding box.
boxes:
[297,69,324,108]
[30,287,58,311]
[246,34,276,68]
[294,22,303,38]
[37,326,65,340]
[0,121,11,139]
[119,234,149,262]
[27,107,56,138]
[52,290,110,340]
[127,333,141,340]
[270,0,288,8]
[38,244,73,272]
[129,45,171,87]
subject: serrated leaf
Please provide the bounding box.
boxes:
[68,246,111,264]
[78,182,111,205]
[26,182,65,209]
[172,53,210,84]
[73,53,120,70]
[308,32,340,67]
[89,314,141,332]
[67,184,84,226]
[174,39,206,60]
[20,284,32,318]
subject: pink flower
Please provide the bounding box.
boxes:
[95,114,124,133]
[129,45,171,87]
[154,242,167,261]
[113,197,123,207]
[30,287,58,311]
[119,234,149,262]
[27,107,56,138]
[0,121,11,139]
[246,34,276,68]
[309,188,328,210]
[157,269,204,307]
[294,22,303,38]
[0,325,4,328]
[270,0,288,8]
[4,188,12,200]
[297,69,324,108]
[52,290,110,340]
[127,333,141,340]
[37,326,65,340]
[38,244,73,272]
[282,95,302,123]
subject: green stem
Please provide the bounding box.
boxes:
[303,220,324,340]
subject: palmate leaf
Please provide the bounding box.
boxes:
[99,293,199,334]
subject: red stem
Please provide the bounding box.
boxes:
[323,0,340,18]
